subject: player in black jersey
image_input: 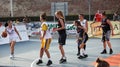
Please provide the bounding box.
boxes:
[100,12,114,54]
[53,11,67,63]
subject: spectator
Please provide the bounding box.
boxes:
[23,16,31,29]
[0,23,2,27]
[93,10,102,22]
[15,19,20,24]
[23,16,30,23]
[113,12,120,21]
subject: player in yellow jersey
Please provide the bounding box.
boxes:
[36,13,52,66]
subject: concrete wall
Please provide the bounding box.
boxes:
[0,0,120,17]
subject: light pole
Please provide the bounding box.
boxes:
[53,2,56,23]
[10,0,13,17]
[88,0,91,21]
[64,0,66,22]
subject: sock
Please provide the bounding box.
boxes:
[83,49,86,55]
[63,56,66,59]
[78,46,80,54]
[48,58,51,60]
[39,57,42,60]
[80,48,84,56]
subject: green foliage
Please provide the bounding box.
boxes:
[0,14,113,22]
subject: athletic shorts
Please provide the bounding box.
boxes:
[78,33,88,46]
[58,34,67,45]
[102,30,111,42]
[41,38,52,49]
[9,36,18,42]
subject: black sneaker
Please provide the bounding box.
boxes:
[77,53,80,56]
[101,49,107,54]
[59,59,67,64]
[84,54,88,58]
[78,55,85,59]
[46,60,52,66]
[59,58,63,64]
[36,59,43,65]
[59,58,63,62]
[109,49,113,54]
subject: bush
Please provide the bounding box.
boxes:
[0,14,113,22]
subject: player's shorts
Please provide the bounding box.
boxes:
[41,38,52,50]
[82,33,89,43]
[102,30,111,42]
[78,33,88,46]
[9,36,18,42]
[58,33,67,45]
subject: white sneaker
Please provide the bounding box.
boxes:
[10,54,14,59]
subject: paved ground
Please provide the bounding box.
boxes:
[0,38,120,67]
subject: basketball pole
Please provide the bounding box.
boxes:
[88,0,91,21]
[54,2,56,23]
[10,0,13,17]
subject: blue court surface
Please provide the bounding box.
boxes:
[0,38,120,67]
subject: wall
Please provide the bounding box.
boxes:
[0,0,120,17]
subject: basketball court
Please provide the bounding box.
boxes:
[0,38,120,67]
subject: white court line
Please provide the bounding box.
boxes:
[29,39,40,42]
[31,58,39,67]
[9,59,15,67]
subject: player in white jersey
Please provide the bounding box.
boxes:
[78,14,89,59]
[5,20,21,59]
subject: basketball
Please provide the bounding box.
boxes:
[1,31,7,38]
